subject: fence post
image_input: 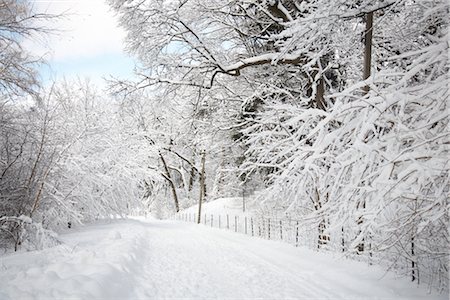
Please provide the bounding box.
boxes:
[245,217,248,235]
[211,215,213,227]
[296,221,299,247]
[235,216,238,232]
[227,214,229,230]
[280,220,283,240]
[204,214,206,225]
[268,218,271,240]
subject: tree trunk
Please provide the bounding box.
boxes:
[188,163,195,192]
[363,12,374,94]
[306,65,326,111]
[312,187,329,248]
[159,151,179,212]
[197,150,206,224]
[356,12,374,253]
[411,236,417,282]
[318,219,330,249]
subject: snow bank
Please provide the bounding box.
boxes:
[0,220,147,300]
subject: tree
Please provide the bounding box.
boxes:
[0,0,57,250]
[0,0,55,97]
[109,0,449,290]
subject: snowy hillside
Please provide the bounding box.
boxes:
[0,218,446,299]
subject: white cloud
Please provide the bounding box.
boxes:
[27,0,127,61]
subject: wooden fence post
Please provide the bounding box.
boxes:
[296,221,299,247]
[268,218,271,240]
[251,217,254,236]
[227,214,229,229]
[235,216,238,232]
[211,215,213,227]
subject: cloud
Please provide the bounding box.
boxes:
[27,0,128,61]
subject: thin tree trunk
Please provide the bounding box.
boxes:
[363,11,374,94]
[197,150,206,224]
[159,151,179,212]
[312,187,329,248]
[411,236,417,282]
[315,76,326,110]
[318,219,330,249]
[356,12,374,254]
[188,164,195,191]
[306,66,326,111]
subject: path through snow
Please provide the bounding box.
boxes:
[0,218,445,299]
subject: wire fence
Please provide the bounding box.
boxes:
[173,211,449,292]
[174,212,319,249]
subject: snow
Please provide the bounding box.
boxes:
[181,196,253,217]
[0,218,446,300]
[223,53,303,73]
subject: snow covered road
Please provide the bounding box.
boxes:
[0,218,445,299]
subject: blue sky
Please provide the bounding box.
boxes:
[27,0,135,87]
[39,52,136,86]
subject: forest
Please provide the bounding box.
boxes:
[0,0,448,293]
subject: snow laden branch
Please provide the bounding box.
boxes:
[222,53,305,76]
[107,0,449,291]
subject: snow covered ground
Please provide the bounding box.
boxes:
[181,196,253,217]
[0,218,446,300]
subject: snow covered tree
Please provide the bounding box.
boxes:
[0,0,57,250]
[109,0,448,289]
[0,0,54,97]
[241,0,448,288]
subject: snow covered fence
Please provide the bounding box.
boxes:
[174,213,319,249]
